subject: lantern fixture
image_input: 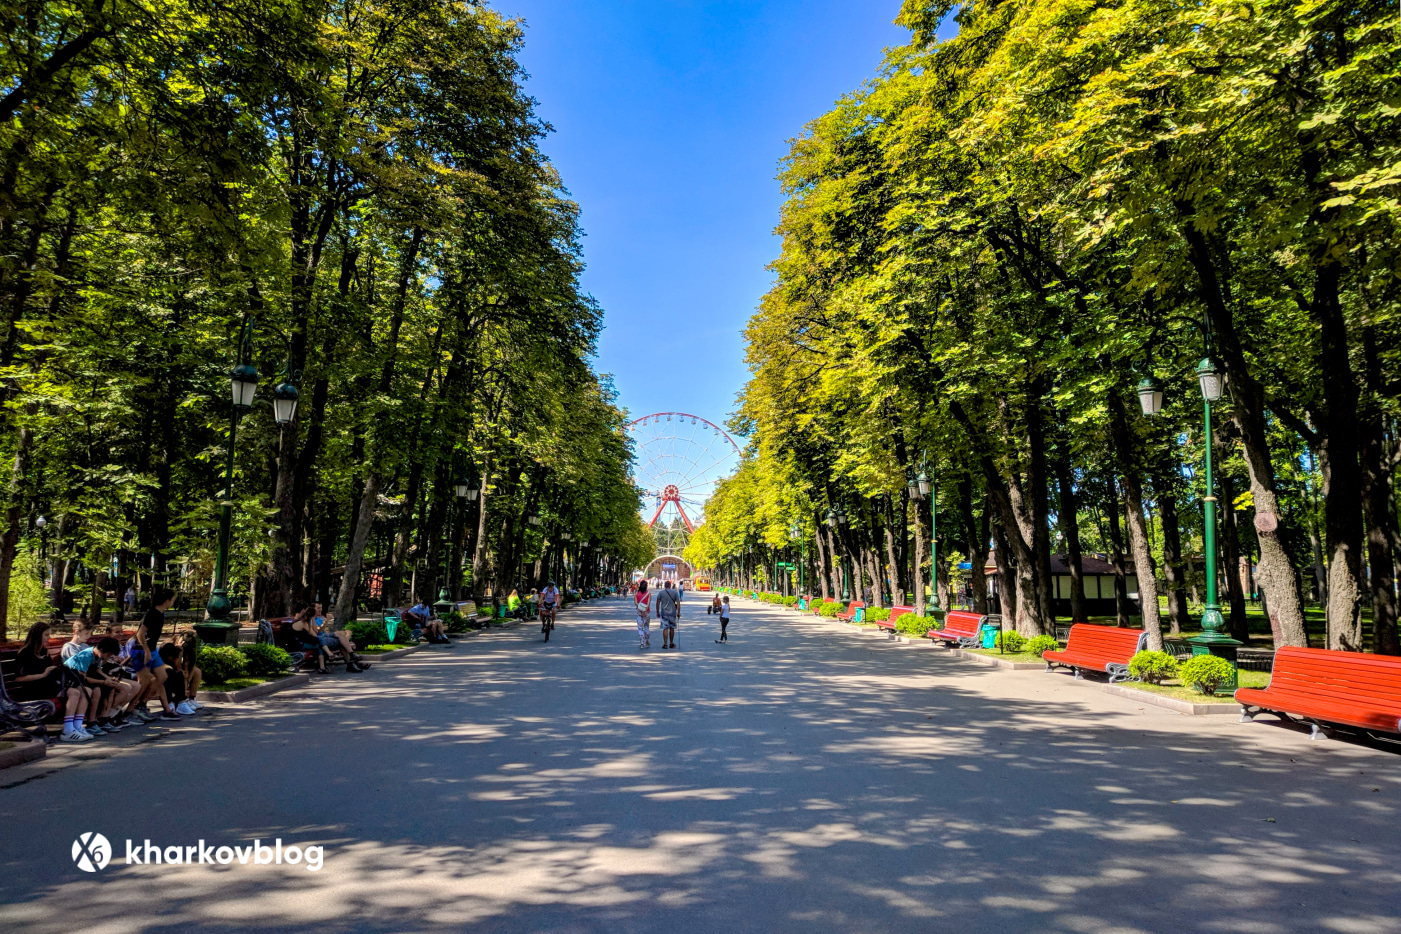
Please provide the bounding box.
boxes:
[528,515,541,527]
[454,481,469,498]
[466,485,480,502]
[1197,358,1225,403]
[917,472,932,499]
[272,380,299,426]
[907,475,921,501]
[230,363,260,410]
[1137,376,1165,416]
[35,515,46,529]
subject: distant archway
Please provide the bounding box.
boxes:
[643,554,693,582]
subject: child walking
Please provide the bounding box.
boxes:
[715,596,731,643]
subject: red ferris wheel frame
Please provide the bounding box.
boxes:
[626,412,741,533]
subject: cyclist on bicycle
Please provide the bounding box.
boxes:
[540,581,560,631]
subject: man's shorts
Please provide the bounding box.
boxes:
[149,651,165,669]
[660,617,677,631]
[317,633,339,648]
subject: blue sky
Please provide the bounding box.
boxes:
[500,1,914,431]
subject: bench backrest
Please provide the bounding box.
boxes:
[890,605,914,621]
[1268,646,1401,712]
[1063,623,1146,660]
[841,601,866,613]
[942,611,985,636]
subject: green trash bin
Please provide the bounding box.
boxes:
[980,624,999,649]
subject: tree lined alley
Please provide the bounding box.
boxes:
[0,0,651,635]
[688,0,1401,653]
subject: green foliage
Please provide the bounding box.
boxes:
[348,620,391,648]
[198,646,249,685]
[1026,635,1058,658]
[1178,655,1236,696]
[5,543,51,636]
[819,601,844,618]
[782,595,799,607]
[865,606,890,622]
[1129,650,1179,685]
[996,630,1027,653]
[442,611,472,634]
[238,644,292,678]
[896,614,937,636]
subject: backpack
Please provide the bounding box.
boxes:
[256,618,274,645]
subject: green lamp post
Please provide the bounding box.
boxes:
[1140,360,1239,687]
[198,347,261,645]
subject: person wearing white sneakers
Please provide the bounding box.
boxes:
[11,621,92,741]
[60,637,124,742]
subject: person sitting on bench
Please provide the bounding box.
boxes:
[11,621,92,741]
[62,637,125,741]
[405,600,446,642]
[292,607,368,673]
[62,620,138,733]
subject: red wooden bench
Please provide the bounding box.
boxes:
[836,601,866,623]
[874,605,914,633]
[1235,646,1401,741]
[1043,623,1146,682]
[926,610,985,647]
[0,631,140,738]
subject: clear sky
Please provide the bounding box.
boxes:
[499,1,913,430]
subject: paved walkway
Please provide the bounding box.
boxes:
[1,598,1398,933]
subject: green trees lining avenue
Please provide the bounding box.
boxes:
[688,0,1401,653]
[0,0,651,635]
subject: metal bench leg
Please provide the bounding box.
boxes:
[1308,722,1328,741]
[1239,706,1254,724]
[1073,668,1083,680]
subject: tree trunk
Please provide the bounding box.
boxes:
[1107,393,1163,651]
[1054,456,1087,622]
[1218,472,1250,643]
[333,474,381,628]
[0,419,34,638]
[1156,485,1189,635]
[814,518,831,601]
[1104,483,1131,626]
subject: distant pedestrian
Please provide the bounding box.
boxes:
[634,579,651,649]
[715,596,731,643]
[709,593,721,615]
[657,580,681,649]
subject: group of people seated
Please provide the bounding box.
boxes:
[403,601,450,643]
[9,588,204,743]
[286,602,372,673]
[504,584,563,621]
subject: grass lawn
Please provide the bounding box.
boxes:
[0,741,13,753]
[1115,669,1270,704]
[359,643,415,653]
[967,649,1047,665]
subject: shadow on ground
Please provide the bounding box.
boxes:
[1,600,1398,933]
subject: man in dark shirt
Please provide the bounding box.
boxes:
[141,589,174,653]
[131,589,179,721]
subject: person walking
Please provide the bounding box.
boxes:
[634,579,652,649]
[715,595,731,643]
[656,580,682,650]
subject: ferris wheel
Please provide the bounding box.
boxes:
[627,412,741,557]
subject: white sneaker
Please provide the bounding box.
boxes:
[189,701,203,709]
[61,729,92,743]
[176,701,196,715]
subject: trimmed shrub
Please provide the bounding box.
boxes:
[1026,635,1058,658]
[442,610,472,634]
[995,630,1027,653]
[809,597,825,610]
[782,595,799,607]
[1128,650,1178,684]
[896,614,937,637]
[348,619,390,648]
[199,645,249,685]
[819,601,844,618]
[1179,654,1235,695]
[865,606,890,622]
[239,644,292,678]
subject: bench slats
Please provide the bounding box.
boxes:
[1044,624,1145,682]
[1237,646,1401,735]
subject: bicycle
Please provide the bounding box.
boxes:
[540,603,556,641]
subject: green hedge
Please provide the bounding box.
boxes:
[865,606,891,623]
[895,614,938,636]
[819,601,844,618]
[238,644,292,677]
[199,645,248,684]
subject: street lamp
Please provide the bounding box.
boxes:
[465,485,480,502]
[1137,376,1164,416]
[1141,355,1238,682]
[272,380,299,426]
[528,515,541,527]
[202,344,259,644]
[454,479,469,498]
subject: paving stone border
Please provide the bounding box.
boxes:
[1102,683,1240,716]
[950,649,1045,670]
[0,738,46,771]
[203,673,313,703]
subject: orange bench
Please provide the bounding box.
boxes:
[874,605,914,633]
[1043,623,1146,682]
[1235,646,1401,741]
[836,601,866,623]
[927,610,985,648]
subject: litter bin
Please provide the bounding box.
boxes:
[980,624,999,649]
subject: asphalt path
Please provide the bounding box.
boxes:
[1,597,1398,933]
